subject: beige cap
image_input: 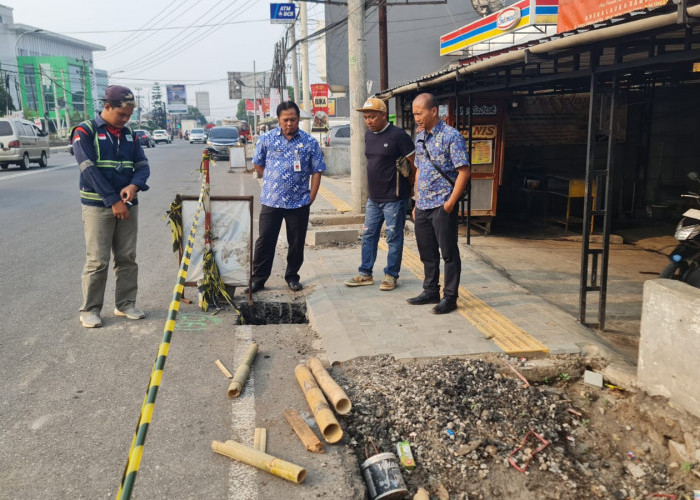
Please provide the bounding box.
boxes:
[356,97,387,113]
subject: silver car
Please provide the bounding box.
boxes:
[324,124,350,147]
[0,118,50,170]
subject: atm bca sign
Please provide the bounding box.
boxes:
[270,3,296,24]
[497,7,521,31]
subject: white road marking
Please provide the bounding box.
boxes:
[0,163,76,183]
[229,324,257,499]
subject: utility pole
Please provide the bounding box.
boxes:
[253,60,258,136]
[300,0,311,132]
[289,21,299,105]
[60,68,70,131]
[378,0,388,92]
[348,0,368,212]
[135,87,142,126]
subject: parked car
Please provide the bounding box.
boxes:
[0,118,50,170]
[206,126,240,160]
[189,128,206,144]
[152,129,171,144]
[325,124,350,147]
[134,129,155,148]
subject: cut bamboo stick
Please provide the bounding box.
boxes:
[215,359,233,379]
[283,409,325,454]
[306,357,352,415]
[254,428,267,453]
[211,440,306,484]
[294,365,343,444]
[227,343,258,398]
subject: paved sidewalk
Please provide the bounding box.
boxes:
[303,175,617,364]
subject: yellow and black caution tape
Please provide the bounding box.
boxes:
[165,198,183,253]
[116,177,206,500]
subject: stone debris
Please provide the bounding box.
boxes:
[332,355,698,499]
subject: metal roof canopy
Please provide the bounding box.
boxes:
[380,2,700,330]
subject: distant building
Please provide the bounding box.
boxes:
[0,4,105,132]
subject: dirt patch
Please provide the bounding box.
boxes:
[331,355,700,499]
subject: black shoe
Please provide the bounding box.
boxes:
[244,282,264,294]
[406,290,440,305]
[287,280,303,292]
[431,298,458,315]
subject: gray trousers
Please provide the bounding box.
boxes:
[80,204,139,313]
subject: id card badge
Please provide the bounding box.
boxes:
[294,150,302,172]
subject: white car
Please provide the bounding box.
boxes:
[189,128,206,144]
[152,129,171,144]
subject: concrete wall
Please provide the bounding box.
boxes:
[322,146,351,176]
[638,279,700,419]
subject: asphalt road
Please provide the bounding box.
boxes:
[0,143,361,499]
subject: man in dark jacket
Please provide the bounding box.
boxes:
[73,85,150,328]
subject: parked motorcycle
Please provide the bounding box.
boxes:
[659,172,700,287]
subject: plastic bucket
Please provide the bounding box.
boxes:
[360,452,408,500]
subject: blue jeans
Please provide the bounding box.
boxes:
[359,199,408,279]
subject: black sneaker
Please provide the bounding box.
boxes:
[287,280,303,292]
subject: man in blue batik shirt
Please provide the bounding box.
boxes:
[408,93,470,315]
[249,101,326,293]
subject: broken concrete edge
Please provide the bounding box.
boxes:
[310,214,365,226]
[306,228,360,247]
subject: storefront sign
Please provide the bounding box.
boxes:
[557,0,667,33]
[440,0,558,56]
[270,3,296,24]
[497,7,522,31]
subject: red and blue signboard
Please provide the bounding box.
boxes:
[440,0,558,56]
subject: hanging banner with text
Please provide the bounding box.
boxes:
[557,0,667,32]
[311,83,329,131]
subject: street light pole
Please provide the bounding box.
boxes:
[13,28,43,115]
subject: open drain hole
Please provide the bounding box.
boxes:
[237,300,308,325]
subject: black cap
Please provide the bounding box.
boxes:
[104,85,135,104]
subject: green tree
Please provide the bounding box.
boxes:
[236,99,247,121]
[183,105,208,125]
[151,82,166,129]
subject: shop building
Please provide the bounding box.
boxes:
[377,0,700,327]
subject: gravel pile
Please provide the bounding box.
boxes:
[334,355,675,499]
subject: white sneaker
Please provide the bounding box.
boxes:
[80,311,102,328]
[114,306,145,320]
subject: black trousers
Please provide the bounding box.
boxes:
[414,206,461,300]
[252,204,310,286]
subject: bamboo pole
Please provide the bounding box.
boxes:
[227,343,258,398]
[306,357,352,415]
[294,365,343,444]
[215,359,233,379]
[283,409,325,453]
[211,440,306,484]
[254,428,267,453]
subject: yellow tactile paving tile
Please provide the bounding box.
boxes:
[318,185,353,213]
[382,240,550,355]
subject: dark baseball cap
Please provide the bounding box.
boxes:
[103,85,135,104]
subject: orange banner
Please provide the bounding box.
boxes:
[558,0,668,32]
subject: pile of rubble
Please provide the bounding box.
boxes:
[333,355,698,499]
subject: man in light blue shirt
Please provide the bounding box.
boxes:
[408,93,470,314]
[249,101,326,292]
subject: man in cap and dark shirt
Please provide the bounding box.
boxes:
[343,97,415,291]
[73,85,150,328]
